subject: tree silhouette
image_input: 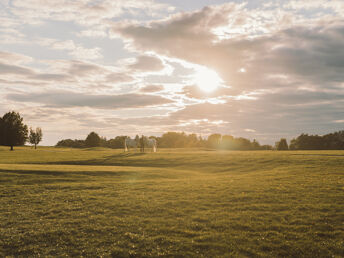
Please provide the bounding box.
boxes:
[29,127,43,149]
[135,134,140,143]
[207,134,222,148]
[0,111,28,151]
[276,138,288,150]
[85,132,101,147]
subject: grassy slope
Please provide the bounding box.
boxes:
[0,146,343,257]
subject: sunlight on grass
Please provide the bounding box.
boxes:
[0,147,343,256]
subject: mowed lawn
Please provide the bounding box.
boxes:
[0,147,343,257]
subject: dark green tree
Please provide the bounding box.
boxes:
[252,139,261,150]
[276,138,288,150]
[107,136,128,149]
[100,136,107,147]
[235,137,252,150]
[56,139,86,148]
[85,132,101,147]
[0,117,3,146]
[1,111,28,150]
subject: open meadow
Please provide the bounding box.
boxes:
[0,146,343,257]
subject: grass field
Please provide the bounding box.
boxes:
[0,146,343,257]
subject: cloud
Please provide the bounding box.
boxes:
[66,60,105,76]
[30,73,70,82]
[0,56,111,86]
[168,88,344,140]
[106,72,134,84]
[9,0,175,26]
[0,52,140,93]
[111,3,239,51]
[7,90,173,109]
[0,63,35,76]
[70,46,102,60]
[112,3,344,95]
[128,55,164,72]
[1,1,344,145]
[77,29,108,38]
[0,51,33,64]
[139,85,164,93]
[181,85,233,99]
[40,39,103,60]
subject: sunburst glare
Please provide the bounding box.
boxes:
[194,67,223,92]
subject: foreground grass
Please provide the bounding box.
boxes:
[0,147,343,257]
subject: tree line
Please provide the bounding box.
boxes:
[56,131,273,150]
[1,111,343,151]
[57,131,344,151]
[274,131,344,150]
[289,131,344,150]
[0,111,42,150]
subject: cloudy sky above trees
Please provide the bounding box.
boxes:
[1,0,343,145]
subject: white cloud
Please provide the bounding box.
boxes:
[77,29,108,38]
[7,90,173,109]
[9,0,175,26]
[0,51,33,64]
[39,39,103,60]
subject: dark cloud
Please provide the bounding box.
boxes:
[7,90,173,109]
[30,73,71,82]
[139,84,164,93]
[129,55,164,72]
[106,72,134,83]
[0,63,35,76]
[0,56,134,86]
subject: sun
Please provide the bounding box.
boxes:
[194,67,223,92]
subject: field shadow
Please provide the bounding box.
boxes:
[0,168,138,177]
[291,154,344,157]
[46,153,187,169]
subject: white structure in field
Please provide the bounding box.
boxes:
[124,137,157,152]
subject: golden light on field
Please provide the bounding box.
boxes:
[194,67,223,92]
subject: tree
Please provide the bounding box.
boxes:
[0,111,28,150]
[159,132,186,148]
[29,127,43,149]
[289,138,298,150]
[207,134,221,148]
[100,136,107,147]
[135,135,140,143]
[56,139,86,148]
[252,139,261,150]
[235,137,252,150]
[0,117,4,146]
[140,135,145,152]
[85,132,101,147]
[221,135,234,149]
[107,136,128,149]
[276,138,288,150]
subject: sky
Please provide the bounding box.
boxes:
[0,0,343,145]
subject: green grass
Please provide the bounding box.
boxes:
[0,146,343,257]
